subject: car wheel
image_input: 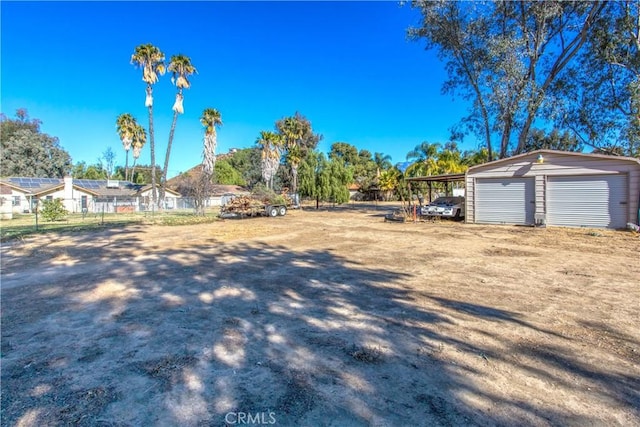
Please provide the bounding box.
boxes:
[278,206,287,216]
[268,206,278,217]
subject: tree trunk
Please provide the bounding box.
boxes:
[161,109,180,207]
[500,119,513,158]
[131,160,137,184]
[147,86,158,209]
[125,150,129,182]
[291,164,298,194]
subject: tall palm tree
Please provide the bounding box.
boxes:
[256,131,283,189]
[130,122,147,183]
[116,113,136,181]
[279,116,304,193]
[200,108,223,179]
[131,43,165,207]
[160,54,197,203]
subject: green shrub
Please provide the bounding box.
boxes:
[40,198,68,221]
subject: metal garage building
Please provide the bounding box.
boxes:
[465,150,640,229]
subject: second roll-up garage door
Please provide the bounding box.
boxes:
[547,175,627,229]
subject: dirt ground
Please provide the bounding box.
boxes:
[1,203,639,426]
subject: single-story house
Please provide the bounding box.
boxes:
[465,150,640,229]
[0,177,183,214]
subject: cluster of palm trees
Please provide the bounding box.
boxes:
[256,131,283,190]
[255,114,312,194]
[115,113,147,182]
[115,43,221,208]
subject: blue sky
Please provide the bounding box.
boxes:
[1,1,475,178]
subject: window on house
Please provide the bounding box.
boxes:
[81,195,88,210]
[46,196,53,201]
[13,196,20,206]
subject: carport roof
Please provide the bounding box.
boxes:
[405,173,466,183]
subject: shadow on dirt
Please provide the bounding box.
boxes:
[1,226,638,426]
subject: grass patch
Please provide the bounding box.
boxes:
[0,209,221,240]
[153,213,220,226]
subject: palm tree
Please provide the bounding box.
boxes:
[160,54,197,203]
[200,108,223,179]
[373,152,393,175]
[116,113,136,181]
[130,122,147,183]
[279,116,304,193]
[379,167,400,201]
[131,43,165,208]
[256,131,283,189]
[405,142,441,177]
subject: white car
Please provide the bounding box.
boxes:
[421,196,465,220]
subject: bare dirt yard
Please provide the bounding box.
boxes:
[1,203,639,426]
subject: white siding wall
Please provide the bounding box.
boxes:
[466,151,640,228]
[8,190,32,213]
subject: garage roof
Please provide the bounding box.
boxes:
[405,172,466,183]
[467,149,640,173]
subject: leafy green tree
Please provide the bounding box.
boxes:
[409,1,606,158]
[462,147,491,167]
[299,151,352,208]
[40,198,68,221]
[71,161,107,180]
[1,110,72,177]
[329,142,359,166]
[214,159,246,185]
[131,43,166,207]
[522,129,582,153]
[328,143,379,192]
[561,1,639,156]
[161,54,197,202]
[225,148,262,188]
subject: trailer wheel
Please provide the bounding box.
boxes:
[268,206,278,217]
[278,206,287,216]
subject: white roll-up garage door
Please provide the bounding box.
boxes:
[547,175,628,229]
[475,178,535,225]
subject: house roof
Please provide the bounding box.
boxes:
[0,177,63,194]
[0,177,155,198]
[139,185,182,197]
[0,184,13,195]
[467,149,640,173]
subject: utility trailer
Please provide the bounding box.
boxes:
[219,193,299,219]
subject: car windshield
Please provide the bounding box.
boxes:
[430,197,463,206]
